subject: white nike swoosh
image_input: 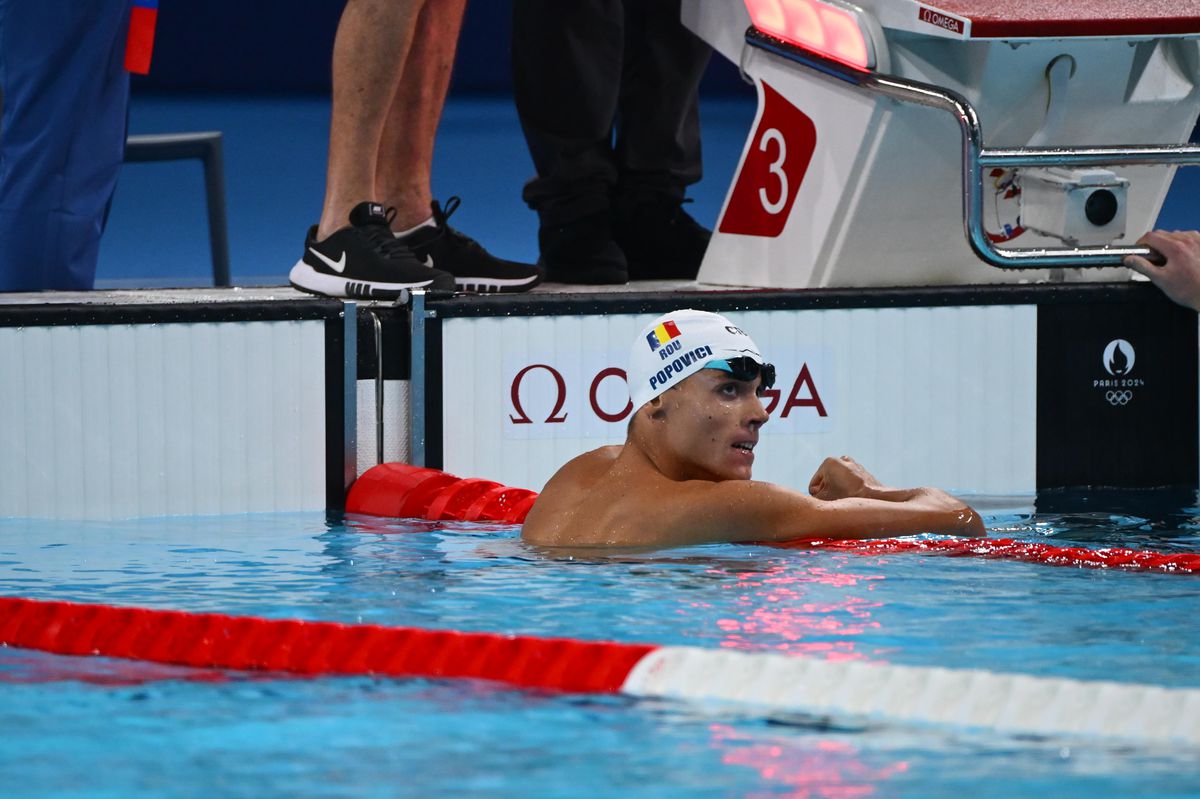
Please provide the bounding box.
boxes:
[309,248,347,274]
[422,255,434,269]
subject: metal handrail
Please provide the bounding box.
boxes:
[747,29,1200,269]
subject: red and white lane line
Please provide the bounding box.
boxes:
[2,597,1197,746]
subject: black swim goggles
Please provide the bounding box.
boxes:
[704,357,776,390]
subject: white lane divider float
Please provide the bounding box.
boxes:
[624,647,1200,746]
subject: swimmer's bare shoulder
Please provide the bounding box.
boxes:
[522,445,719,548]
[521,446,622,546]
[523,452,982,549]
[523,448,807,548]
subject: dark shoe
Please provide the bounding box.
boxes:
[290,202,455,299]
[397,197,543,293]
[538,212,628,285]
[612,194,711,280]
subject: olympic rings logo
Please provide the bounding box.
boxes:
[1106,390,1133,406]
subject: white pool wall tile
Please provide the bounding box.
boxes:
[441,306,1037,494]
[0,320,328,520]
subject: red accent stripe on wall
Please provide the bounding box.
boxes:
[0,597,655,691]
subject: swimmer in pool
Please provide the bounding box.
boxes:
[521,309,984,548]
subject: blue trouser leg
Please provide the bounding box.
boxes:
[0,0,131,291]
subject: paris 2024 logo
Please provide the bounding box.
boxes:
[1095,339,1143,407]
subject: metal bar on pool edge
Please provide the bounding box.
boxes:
[409,290,426,468]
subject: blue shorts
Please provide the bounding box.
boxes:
[0,0,132,291]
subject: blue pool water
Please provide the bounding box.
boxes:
[2,494,1200,797]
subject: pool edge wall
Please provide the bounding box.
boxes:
[0,282,1193,520]
[0,294,354,520]
[413,282,1198,495]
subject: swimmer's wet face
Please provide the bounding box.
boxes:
[649,366,770,482]
[628,309,774,481]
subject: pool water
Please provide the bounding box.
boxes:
[2,492,1199,797]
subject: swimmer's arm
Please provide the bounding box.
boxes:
[676,480,983,544]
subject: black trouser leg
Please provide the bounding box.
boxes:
[615,0,711,203]
[512,0,623,226]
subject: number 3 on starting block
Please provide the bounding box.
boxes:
[718,82,817,238]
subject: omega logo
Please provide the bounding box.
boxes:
[507,363,828,425]
[762,363,827,418]
[918,6,964,33]
[509,365,632,424]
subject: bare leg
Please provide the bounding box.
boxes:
[318,0,423,240]
[375,0,467,230]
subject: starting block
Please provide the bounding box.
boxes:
[685,0,1200,288]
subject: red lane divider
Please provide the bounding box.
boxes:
[0,597,654,692]
[347,463,536,524]
[345,463,1200,574]
[775,537,1200,573]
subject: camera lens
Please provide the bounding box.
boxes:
[1085,189,1118,226]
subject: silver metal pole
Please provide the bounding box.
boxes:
[342,301,358,496]
[409,290,427,467]
[371,310,384,466]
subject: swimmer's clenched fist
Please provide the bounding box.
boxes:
[808,455,881,501]
[521,310,984,549]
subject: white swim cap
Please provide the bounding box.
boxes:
[627,309,766,411]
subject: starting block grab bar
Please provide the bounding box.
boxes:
[747,28,1200,269]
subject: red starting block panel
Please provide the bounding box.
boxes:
[928,0,1200,38]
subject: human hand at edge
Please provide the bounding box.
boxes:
[1124,230,1200,312]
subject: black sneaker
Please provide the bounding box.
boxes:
[290,201,455,300]
[396,197,543,293]
[612,193,711,280]
[537,211,628,285]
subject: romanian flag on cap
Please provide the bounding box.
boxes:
[646,320,682,351]
[125,0,159,75]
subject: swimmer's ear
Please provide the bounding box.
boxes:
[648,396,667,420]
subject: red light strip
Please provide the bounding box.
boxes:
[743,0,873,70]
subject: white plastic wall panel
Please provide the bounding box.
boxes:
[440,306,1036,495]
[0,320,328,519]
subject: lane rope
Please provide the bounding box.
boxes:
[0,597,649,693]
[2,596,1198,746]
[347,463,1200,574]
[779,536,1200,573]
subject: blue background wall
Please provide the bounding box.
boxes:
[132,1,748,96]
